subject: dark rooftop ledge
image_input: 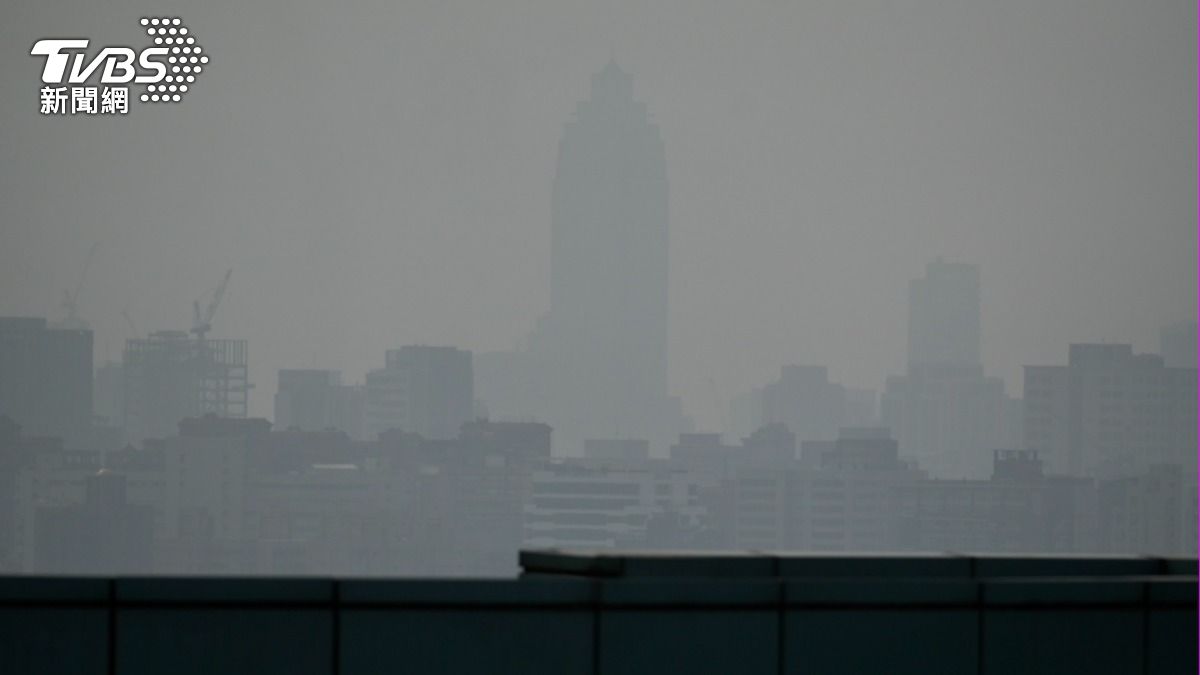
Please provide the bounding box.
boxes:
[518,549,1199,580]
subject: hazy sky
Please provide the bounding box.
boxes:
[2,0,1195,429]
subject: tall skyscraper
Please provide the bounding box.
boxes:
[907,258,981,369]
[477,62,686,452]
[531,60,673,451]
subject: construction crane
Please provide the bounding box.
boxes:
[121,308,138,338]
[191,269,232,342]
[59,242,100,329]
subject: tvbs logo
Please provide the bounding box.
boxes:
[31,18,208,115]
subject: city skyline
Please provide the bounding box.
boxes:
[1,3,1194,671]
[1,1,1194,432]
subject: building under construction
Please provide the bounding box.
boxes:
[122,331,248,445]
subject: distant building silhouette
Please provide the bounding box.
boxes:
[723,427,921,551]
[93,360,123,428]
[122,330,248,446]
[366,346,473,440]
[882,364,1020,479]
[907,258,981,369]
[726,367,876,444]
[1099,465,1197,555]
[1024,344,1197,478]
[726,388,762,442]
[669,432,736,464]
[883,261,1020,479]
[35,470,153,574]
[1159,320,1197,368]
[584,438,650,462]
[894,449,1098,553]
[477,62,688,453]
[524,455,717,550]
[4,405,1194,576]
[739,423,797,463]
[0,415,62,571]
[762,366,875,442]
[274,369,365,438]
[0,317,92,443]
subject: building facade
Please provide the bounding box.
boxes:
[883,261,1020,479]
[365,346,473,440]
[122,331,248,446]
[0,317,92,443]
[274,369,365,439]
[1023,344,1197,479]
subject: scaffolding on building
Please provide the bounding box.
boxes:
[123,331,248,443]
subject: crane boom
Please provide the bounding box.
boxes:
[121,309,137,337]
[190,269,232,341]
[206,269,232,326]
[60,242,99,328]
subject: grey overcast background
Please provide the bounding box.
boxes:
[1,0,1195,429]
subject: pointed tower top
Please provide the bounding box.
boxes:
[591,58,632,101]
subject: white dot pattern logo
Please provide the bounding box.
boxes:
[140,17,208,104]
